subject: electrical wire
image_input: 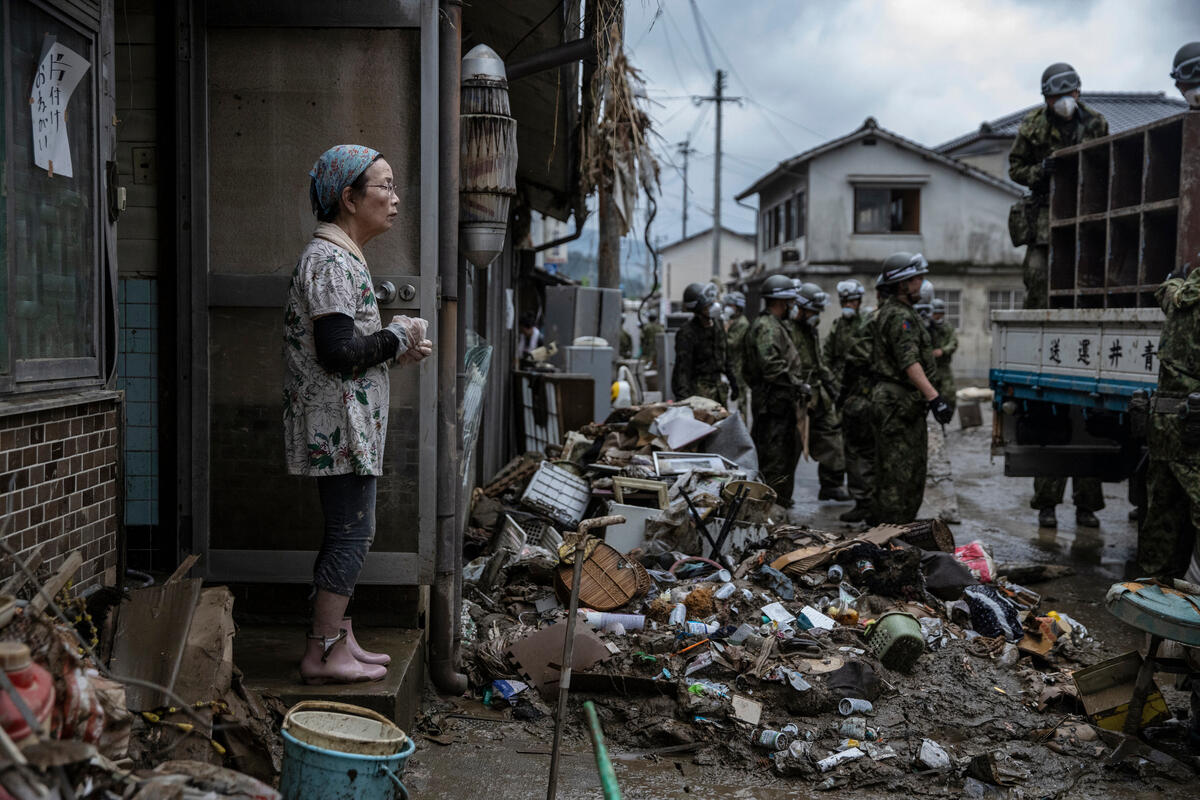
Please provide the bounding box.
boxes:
[686,0,717,74]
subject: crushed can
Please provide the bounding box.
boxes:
[750,727,790,751]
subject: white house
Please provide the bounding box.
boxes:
[660,226,755,309]
[734,117,1029,383]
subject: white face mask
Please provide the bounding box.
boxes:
[1185,86,1200,109]
[1052,95,1077,119]
[788,304,800,321]
[723,305,736,319]
[807,315,820,328]
[841,307,857,319]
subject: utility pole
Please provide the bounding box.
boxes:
[676,139,697,239]
[693,70,741,279]
[596,1,624,290]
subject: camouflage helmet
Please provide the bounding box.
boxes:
[795,282,829,312]
[1041,62,1081,96]
[761,274,799,300]
[682,282,718,311]
[875,252,929,286]
[1172,42,1200,84]
[725,291,746,309]
[836,279,865,301]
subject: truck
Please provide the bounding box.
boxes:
[989,111,1200,482]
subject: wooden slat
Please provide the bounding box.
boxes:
[110,579,202,710]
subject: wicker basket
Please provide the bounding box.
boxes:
[555,541,651,611]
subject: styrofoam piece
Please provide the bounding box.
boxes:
[520,461,591,528]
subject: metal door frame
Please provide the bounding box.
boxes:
[176,0,437,584]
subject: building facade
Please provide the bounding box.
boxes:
[660,226,755,309]
[734,118,1028,383]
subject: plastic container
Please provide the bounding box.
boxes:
[838,698,873,716]
[864,611,925,672]
[684,620,719,636]
[585,612,645,631]
[280,701,414,800]
[0,643,54,743]
[714,582,737,600]
[750,728,790,751]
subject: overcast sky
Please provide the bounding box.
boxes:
[614,0,1199,249]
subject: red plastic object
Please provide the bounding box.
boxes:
[0,657,55,742]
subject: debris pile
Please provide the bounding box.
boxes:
[444,398,1197,795]
[0,542,283,799]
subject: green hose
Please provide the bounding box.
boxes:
[582,701,621,800]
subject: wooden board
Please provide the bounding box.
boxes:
[110,579,202,710]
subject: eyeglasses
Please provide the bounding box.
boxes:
[367,183,397,196]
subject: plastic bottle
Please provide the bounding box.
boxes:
[714,582,736,600]
[584,612,646,631]
[683,620,719,636]
[827,564,844,582]
[0,643,54,743]
[668,603,687,625]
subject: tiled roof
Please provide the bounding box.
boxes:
[936,92,1187,153]
[735,117,1024,201]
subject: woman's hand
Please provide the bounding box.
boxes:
[391,315,433,364]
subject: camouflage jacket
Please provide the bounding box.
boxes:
[640,322,663,364]
[1009,102,1108,244]
[671,316,729,400]
[930,320,958,396]
[873,297,936,393]
[1150,268,1200,464]
[789,319,834,389]
[823,313,864,393]
[841,309,877,401]
[725,314,750,389]
[743,312,805,400]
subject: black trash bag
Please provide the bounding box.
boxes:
[825,661,881,701]
[963,584,1023,641]
[921,550,978,601]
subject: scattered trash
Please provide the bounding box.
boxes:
[837,698,872,716]
[915,738,951,770]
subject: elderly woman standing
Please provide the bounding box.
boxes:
[283,145,432,684]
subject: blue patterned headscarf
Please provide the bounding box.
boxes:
[309,144,381,217]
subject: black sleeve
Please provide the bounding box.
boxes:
[313,314,400,375]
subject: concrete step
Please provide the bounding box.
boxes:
[235,625,424,733]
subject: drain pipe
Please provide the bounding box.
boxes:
[430,0,468,695]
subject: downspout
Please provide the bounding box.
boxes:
[430,0,468,694]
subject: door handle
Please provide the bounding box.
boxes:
[375,281,397,304]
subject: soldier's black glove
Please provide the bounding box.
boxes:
[1041,156,1058,175]
[728,379,740,401]
[797,382,812,403]
[929,394,954,425]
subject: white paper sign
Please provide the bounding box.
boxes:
[29,35,90,178]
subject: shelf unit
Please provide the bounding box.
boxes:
[1046,112,1200,309]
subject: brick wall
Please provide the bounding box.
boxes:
[0,393,122,590]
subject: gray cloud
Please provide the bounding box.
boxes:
[620,0,1199,246]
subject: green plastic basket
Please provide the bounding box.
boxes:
[865,611,925,672]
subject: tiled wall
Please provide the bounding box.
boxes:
[0,396,121,589]
[117,279,158,540]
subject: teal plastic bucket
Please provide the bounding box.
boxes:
[279,701,414,800]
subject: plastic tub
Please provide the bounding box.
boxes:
[864,611,925,672]
[280,701,414,799]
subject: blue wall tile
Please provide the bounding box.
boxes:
[118,278,160,528]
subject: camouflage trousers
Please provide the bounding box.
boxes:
[752,391,799,506]
[1030,476,1105,511]
[1022,244,1049,311]
[841,393,874,504]
[806,405,846,492]
[869,383,927,524]
[1138,459,1200,577]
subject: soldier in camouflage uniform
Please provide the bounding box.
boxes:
[744,275,807,507]
[930,298,958,413]
[870,254,953,525]
[826,280,872,521]
[672,282,737,405]
[1009,62,1109,530]
[790,281,849,502]
[640,310,663,368]
[723,291,751,416]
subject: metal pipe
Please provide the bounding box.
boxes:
[430,0,467,695]
[533,210,588,253]
[507,36,595,82]
[583,701,621,800]
[547,533,590,800]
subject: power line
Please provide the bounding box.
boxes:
[687,0,717,74]
[660,4,708,76]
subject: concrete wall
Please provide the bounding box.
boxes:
[661,229,755,306]
[800,137,1021,266]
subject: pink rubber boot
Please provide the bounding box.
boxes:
[299,630,387,685]
[342,617,391,666]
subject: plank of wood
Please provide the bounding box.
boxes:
[110,579,202,710]
[0,542,50,596]
[164,553,201,586]
[29,552,83,615]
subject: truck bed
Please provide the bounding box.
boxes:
[990,309,1163,412]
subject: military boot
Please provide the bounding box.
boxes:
[819,486,851,502]
[1037,508,1057,528]
[1076,509,1100,528]
[839,504,870,523]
